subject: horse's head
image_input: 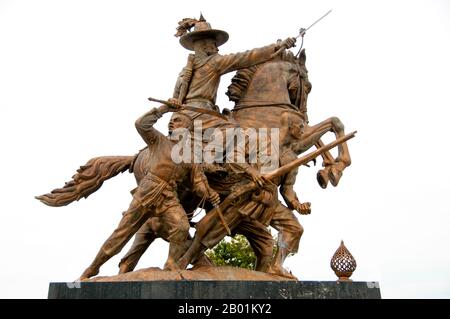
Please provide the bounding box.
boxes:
[292,49,311,121]
[296,49,312,95]
[227,49,311,118]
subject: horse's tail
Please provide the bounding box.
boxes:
[36,155,136,207]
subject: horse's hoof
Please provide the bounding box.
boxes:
[317,169,329,189]
[329,166,343,187]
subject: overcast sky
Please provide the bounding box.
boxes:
[1,0,449,299]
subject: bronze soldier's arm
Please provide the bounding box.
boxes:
[280,167,300,210]
[280,153,311,215]
[190,164,220,206]
[222,138,267,187]
[213,44,278,74]
[213,38,295,75]
[135,107,166,145]
[172,68,186,99]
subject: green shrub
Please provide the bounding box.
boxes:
[205,234,256,270]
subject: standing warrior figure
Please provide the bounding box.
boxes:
[77,104,219,280]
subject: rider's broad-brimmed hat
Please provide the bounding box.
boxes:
[179,15,229,51]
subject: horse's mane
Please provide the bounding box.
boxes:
[226,50,305,103]
[226,64,261,102]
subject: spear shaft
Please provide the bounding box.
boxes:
[148,96,229,121]
[264,131,356,180]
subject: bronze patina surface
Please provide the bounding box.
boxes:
[37,15,356,282]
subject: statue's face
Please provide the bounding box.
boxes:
[193,38,219,56]
[287,118,307,154]
[168,113,191,135]
[290,119,305,140]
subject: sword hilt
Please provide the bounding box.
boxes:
[296,28,307,39]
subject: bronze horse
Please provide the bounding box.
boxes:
[229,49,351,187]
[175,50,354,271]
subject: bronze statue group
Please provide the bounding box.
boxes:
[37,15,354,281]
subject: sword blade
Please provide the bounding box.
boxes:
[306,9,332,31]
[296,9,333,38]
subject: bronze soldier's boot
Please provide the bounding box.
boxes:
[118,231,157,274]
[255,254,272,272]
[269,247,297,279]
[78,249,111,280]
[164,240,192,271]
[177,239,207,270]
[191,253,214,269]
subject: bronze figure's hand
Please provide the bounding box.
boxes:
[209,190,221,207]
[245,166,267,187]
[157,104,170,114]
[167,97,179,104]
[280,37,296,49]
[167,98,182,111]
[293,201,311,215]
[157,98,181,114]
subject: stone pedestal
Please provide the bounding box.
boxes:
[49,280,381,299]
[48,267,381,299]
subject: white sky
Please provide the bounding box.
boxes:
[1,0,449,299]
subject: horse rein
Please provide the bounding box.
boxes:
[232,103,307,122]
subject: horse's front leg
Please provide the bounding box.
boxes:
[314,139,336,166]
[314,139,337,188]
[300,117,352,188]
[291,121,334,188]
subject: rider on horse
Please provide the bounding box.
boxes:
[171,15,297,186]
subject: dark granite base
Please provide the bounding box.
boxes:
[48,280,381,299]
